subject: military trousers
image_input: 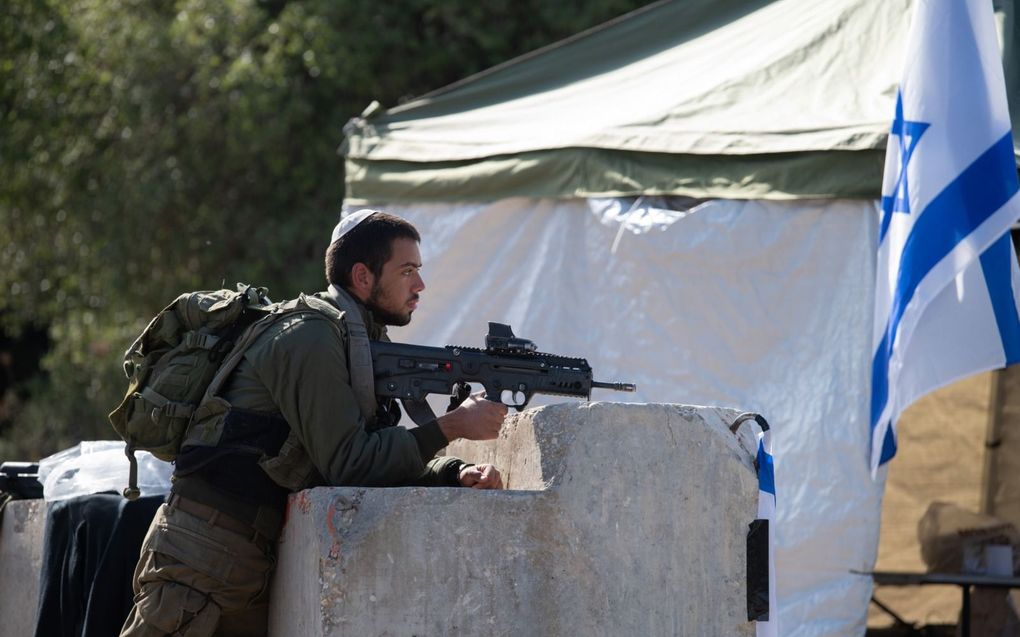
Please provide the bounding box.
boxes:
[119,496,276,637]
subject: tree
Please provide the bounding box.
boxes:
[0,0,651,460]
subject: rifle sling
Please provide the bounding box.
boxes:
[327,285,379,426]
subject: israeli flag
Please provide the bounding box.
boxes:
[870,0,1020,474]
[756,427,777,637]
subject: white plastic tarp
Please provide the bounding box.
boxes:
[361,197,884,636]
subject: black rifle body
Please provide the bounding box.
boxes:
[372,342,596,409]
[371,323,635,411]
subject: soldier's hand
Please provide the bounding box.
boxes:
[436,391,507,441]
[459,463,503,489]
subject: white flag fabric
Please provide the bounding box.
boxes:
[871,0,1020,474]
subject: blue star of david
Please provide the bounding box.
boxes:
[879,91,930,242]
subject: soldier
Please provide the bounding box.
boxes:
[119,210,507,636]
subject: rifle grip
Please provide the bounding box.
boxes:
[484,387,503,404]
[446,382,472,413]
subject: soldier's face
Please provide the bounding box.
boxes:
[366,237,425,326]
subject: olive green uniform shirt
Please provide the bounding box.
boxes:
[220,293,457,488]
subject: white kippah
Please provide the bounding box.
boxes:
[330,208,378,244]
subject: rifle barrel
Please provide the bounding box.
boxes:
[592,381,637,392]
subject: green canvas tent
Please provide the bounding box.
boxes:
[345,0,1017,206]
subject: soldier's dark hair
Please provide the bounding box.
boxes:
[325,212,421,289]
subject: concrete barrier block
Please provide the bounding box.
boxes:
[269,402,759,637]
[0,499,46,637]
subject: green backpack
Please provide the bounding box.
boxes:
[109,284,274,498]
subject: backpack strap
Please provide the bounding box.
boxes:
[200,309,293,406]
[326,285,378,425]
[181,331,220,350]
[139,387,196,420]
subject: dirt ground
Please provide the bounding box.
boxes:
[867,372,992,629]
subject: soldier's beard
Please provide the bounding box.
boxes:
[366,281,415,327]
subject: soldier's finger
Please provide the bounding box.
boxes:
[460,467,482,486]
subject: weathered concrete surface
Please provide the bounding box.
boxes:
[269,402,760,637]
[0,499,45,637]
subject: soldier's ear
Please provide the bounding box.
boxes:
[349,262,373,298]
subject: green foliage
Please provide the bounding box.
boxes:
[0,0,651,460]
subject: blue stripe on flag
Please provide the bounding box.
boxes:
[980,233,1020,365]
[871,132,1019,440]
[879,420,897,465]
[757,440,775,497]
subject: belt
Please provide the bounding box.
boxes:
[168,493,274,550]
[170,475,285,541]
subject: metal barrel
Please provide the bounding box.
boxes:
[591,381,637,392]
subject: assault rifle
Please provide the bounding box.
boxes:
[371,323,635,416]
